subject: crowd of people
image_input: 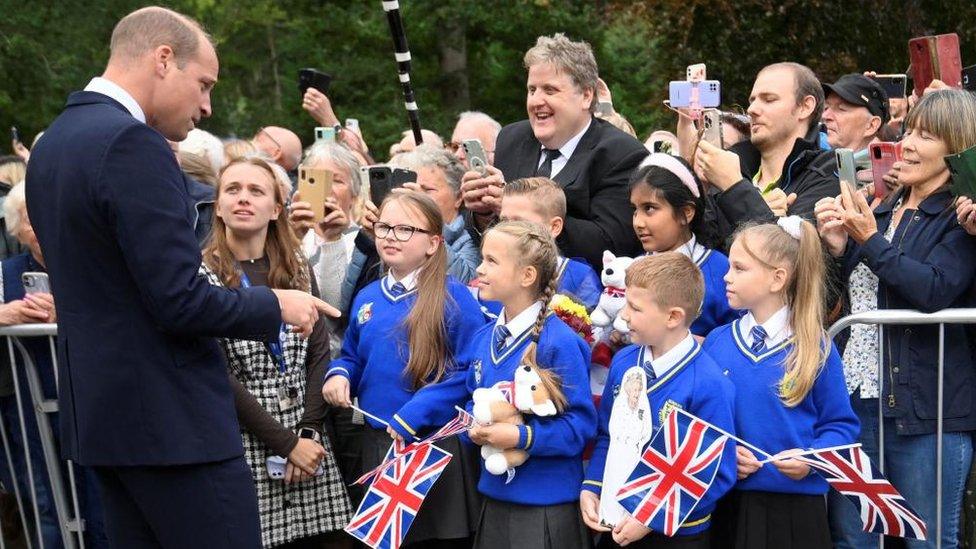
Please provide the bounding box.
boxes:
[3,4,976,549]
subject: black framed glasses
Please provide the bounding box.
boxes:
[374,222,432,242]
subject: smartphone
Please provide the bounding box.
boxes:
[298,68,332,97]
[909,34,962,95]
[462,139,489,176]
[871,74,907,99]
[10,126,20,144]
[669,80,721,108]
[701,109,723,148]
[595,101,614,117]
[835,148,857,189]
[297,166,333,223]
[345,118,360,131]
[314,127,336,144]
[22,272,50,295]
[869,142,902,201]
[963,64,976,92]
[686,63,707,82]
[945,144,976,198]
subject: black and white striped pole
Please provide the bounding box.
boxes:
[381,1,424,145]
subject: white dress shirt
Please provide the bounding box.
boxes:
[84,77,146,123]
[536,119,592,179]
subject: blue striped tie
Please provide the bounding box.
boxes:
[390,282,406,297]
[750,325,768,354]
[494,325,511,353]
[643,361,657,382]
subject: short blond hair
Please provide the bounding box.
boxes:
[503,177,567,219]
[625,253,704,327]
[110,6,212,67]
[524,34,599,113]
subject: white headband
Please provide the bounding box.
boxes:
[777,215,804,240]
[639,153,700,198]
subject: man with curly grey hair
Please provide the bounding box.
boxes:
[460,33,646,270]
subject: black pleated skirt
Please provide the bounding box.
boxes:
[710,490,830,549]
[596,528,710,548]
[357,427,482,544]
[472,497,592,549]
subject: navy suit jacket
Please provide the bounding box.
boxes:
[25,91,281,466]
[493,117,647,268]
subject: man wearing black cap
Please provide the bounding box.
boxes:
[823,74,890,152]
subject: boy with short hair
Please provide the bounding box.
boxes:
[580,253,736,548]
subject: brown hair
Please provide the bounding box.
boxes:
[503,177,567,219]
[905,89,976,155]
[177,151,217,186]
[203,157,309,292]
[485,221,568,412]
[759,62,824,133]
[379,192,452,390]
[625,253,704,327]
[735,220,826,406]
[110,6,212,68]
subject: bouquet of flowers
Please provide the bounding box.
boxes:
[550,293,594,344]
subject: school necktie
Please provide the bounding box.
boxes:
[390,282,406,297]
[494,325,511,353]
[643,361,657,382]
[750,325,769,354]
[535,148,561,178]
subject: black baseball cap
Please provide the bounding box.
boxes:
[823,74,890,124]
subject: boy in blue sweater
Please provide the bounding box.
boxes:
[582,253,736,548]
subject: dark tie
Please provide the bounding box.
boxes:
[390,282,406,297]
[643,360,657,382]
[750,325,768,354]
[494,325,511,352]
[535,148,561,178]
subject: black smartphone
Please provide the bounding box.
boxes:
[963,64,976,92]
[871,74,907,99]
[11,126,20,143]
[298,68,332,97]
[365,166,417,205]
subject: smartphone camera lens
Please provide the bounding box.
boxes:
[873,148,882,159]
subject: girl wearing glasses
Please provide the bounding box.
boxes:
[322,191,486,546]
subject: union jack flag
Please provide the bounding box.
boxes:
[796,445,927,540]
[615,410,728,536]
[345,443,453,549]
[354,409,475,486]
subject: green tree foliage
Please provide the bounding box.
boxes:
[2,0,975,158]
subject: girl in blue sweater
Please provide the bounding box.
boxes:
[630,154,738,337]
[703,218,858,549]
[322,191,486,546]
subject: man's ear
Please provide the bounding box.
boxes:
[797,95,818,125]
[153,45,176,77]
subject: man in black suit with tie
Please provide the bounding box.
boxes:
[461,34,647,269]
[25,7,335,548]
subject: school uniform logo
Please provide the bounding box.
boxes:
[659,399,683,426]
[472,360,482,384]
[357,302,373,325]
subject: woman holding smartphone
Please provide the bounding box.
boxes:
[202,156,351,548]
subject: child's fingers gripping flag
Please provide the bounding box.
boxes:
[795,444,927,540]
[615,409,729,537]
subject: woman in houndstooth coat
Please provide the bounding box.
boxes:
[201,157,352,547]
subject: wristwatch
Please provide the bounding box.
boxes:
[298,427,322,444]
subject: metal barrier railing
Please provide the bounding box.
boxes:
[0,323,85,549]
[828,308,976,549]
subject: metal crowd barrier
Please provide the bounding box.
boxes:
[828,308,976,549]
[0,324,84,549]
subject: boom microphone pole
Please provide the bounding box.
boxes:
[381,1,424,145]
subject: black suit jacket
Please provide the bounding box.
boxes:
[26,92,282,466]
[493,117,646,268]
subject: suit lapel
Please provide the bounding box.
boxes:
[515,130,541,179]
[554,118,600,188]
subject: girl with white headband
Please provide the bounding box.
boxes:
[628,153,738,336]
[703,218,858,549]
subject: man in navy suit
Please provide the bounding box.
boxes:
[459,34,647,269]
[25,7,335,548]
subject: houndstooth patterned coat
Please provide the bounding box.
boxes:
[200,265,352,547]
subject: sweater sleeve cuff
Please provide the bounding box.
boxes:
[517,424,534,451]
[581,479,603,496]
[325,366,350,380]
[391,414,418,440]
[276,433,300,458]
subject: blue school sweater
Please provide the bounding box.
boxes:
[463,314,596,505]
[582,341,736,535]
[326,276,487,431]
[703,320,859,495]
[558,257,603,311]
[690,250,739,337]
